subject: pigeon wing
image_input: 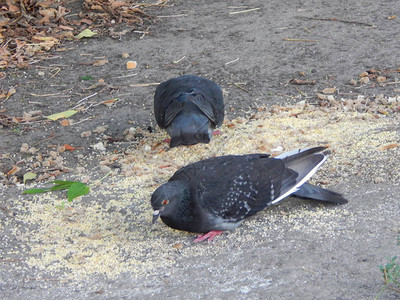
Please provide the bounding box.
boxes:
[190,85,224,126]
[163,98,184,127]
[189,94,219,125]
[171,155,296,222]
[154,81,186,128]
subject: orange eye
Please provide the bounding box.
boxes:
[162,200,169,205]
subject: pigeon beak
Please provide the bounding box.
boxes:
[152,206,164,224]
[152,210,160,224]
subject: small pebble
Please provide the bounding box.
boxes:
[92,142,106,151]
[376,76,386,83]
[327,95,335,101]
[374,177,385,184]
[100,165,112,173]
[81,131,92,138]
[322,87,336,94]
[20,143,29,153]
[76,167,85,174]
[94,126,108,134]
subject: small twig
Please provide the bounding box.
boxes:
[72,92,98,108]
[387,285,400,293]
[130,83,160,87]
[302,266,317,274]
[114,73,138,79]
[294,86,306,96]
[225,58,239,65]
[283,38,317,42]
[276,27,295,30]
[299,16,377,28]
[232,82,252,95]
[30,92,62,97]
[386,81,400,85]
[32,133,56,147]
[0,259,23,262]
[131,2,170,7]
[70,116,96,126]
[50,68,61,78]
[229,7,260,15]
[157,14,187,18]
[173,56,186,64]
[25,278,70,282]
[137,26,150,39]
[94,171,113,185]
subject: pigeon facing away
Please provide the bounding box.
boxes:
[151,147,347,242]
[154,75,224,147]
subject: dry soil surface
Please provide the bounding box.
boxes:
[1,1,400,299]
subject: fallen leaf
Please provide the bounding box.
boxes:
[173,243,183,250]
[60,119,70,126]
[379,143,399,151]
[388,15,397,20]
[63,144,76,151]
[158,165,171,169]
[31,36,59,50]
[93,59,108,66]
[5,88,16,100]
[67,182,90,202]
[46,110,77,121]
[23,172,37,184]
[102,98,118,106]
[7,165,20,176]
[289,79,316,85]
[75,29,97,39]
[322,87,336,94]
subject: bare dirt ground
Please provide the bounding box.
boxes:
[1,0,400,299]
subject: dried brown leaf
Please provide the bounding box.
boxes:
[93,59,108,66]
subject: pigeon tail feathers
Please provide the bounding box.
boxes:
[167,109,213,147]
[293,182,348,204]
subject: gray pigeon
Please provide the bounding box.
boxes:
[151,147,347,242]
[154,75,224,147]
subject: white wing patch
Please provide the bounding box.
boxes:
[270,154,328,205]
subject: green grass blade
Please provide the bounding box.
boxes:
[22,188,49,194]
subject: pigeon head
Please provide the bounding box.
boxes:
[151,181,189,224]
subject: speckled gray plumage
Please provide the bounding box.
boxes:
[151,147,347,237]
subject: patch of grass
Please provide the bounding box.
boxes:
[377,235,400,298]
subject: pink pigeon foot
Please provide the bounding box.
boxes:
[212,130,221,136]
[193,231,223,243]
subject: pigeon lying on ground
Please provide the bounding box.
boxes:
[154,75,224,147]
[151,147,347,242]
